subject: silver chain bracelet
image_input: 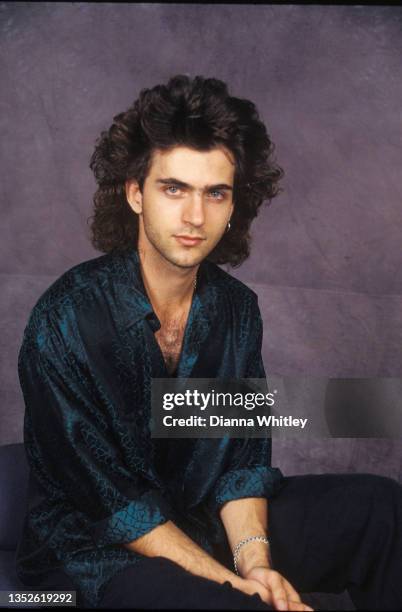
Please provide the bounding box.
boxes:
[233,535,270,575]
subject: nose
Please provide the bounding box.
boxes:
[181,191,205,227]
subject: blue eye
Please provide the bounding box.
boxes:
[166,185,180,194]
[164,185,225,199]
[210,190,224,199]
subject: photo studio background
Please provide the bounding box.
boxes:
[1,4,401,482]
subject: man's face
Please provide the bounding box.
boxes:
[125,145,235,269]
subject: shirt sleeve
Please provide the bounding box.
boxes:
[18,308,175,549]
[204,295,285,517]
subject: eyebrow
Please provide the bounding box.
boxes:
[155,177,233,191]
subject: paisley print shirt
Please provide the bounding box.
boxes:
[16,246,285,607]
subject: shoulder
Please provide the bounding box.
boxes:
[31,252,119,314]
[22,251,127,346]
[203,259,260,312]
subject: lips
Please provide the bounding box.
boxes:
[175,235,204,246]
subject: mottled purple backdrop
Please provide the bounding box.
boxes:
[1,4,401,481]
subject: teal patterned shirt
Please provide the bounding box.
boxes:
[16,247,284,607]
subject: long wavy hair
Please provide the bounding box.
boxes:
[87,74,284,267]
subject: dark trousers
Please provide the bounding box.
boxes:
[35,473,402,610]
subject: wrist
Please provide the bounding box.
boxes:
[236,540,272,577]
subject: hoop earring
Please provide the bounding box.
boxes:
[225,221,231,233]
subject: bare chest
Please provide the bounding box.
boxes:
[154,315,187,375]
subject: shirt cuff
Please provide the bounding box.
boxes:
[88,489,175,548]
[205,465,285,517]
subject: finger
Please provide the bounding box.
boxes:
[252,583,270,603]
[282,579,302,603]
[287,601,314,612]
[263,586,288,611]
[264,572,314,612]
[283,583,314,611]
[245,580,272,606]
[271,586,290,611]
[264,573,290,611]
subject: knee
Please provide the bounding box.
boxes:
[353,473,401,508]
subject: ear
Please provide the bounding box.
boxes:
[125,179,143,214]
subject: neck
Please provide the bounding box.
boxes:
[137,245,198,312]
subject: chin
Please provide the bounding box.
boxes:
[170,250,205,268]
[175,255,203,268]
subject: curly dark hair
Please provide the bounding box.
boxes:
[87,74,284,267]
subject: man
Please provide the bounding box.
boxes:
[16,75,402,611]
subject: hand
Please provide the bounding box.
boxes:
[238,566,314,611]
